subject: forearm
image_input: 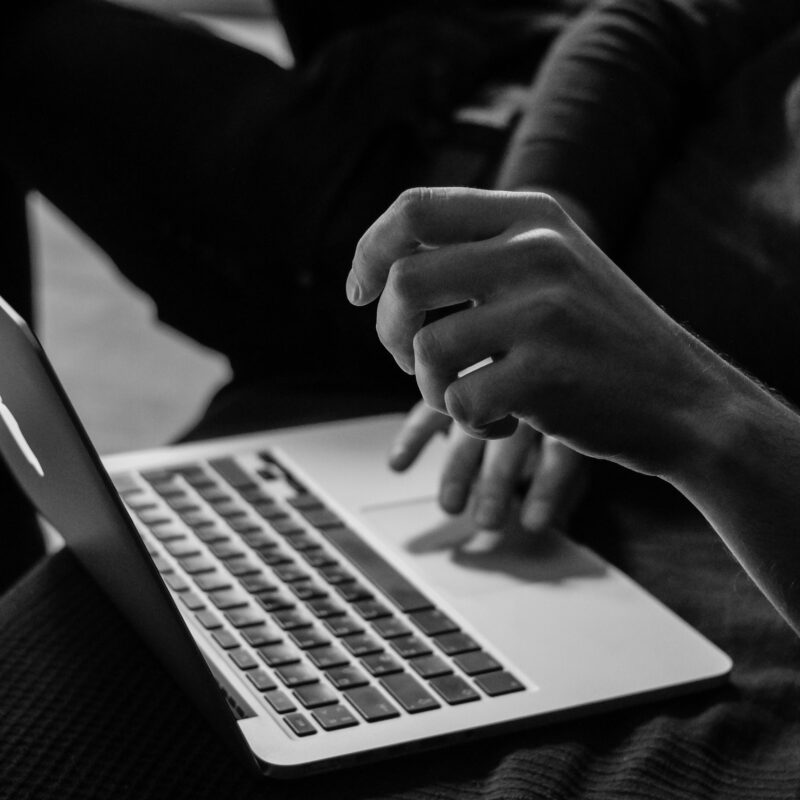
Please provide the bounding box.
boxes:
[665,354,800,635]
[498,0,800,248]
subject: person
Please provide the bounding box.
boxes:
[348,185,800,637]
[359,0,800,542]
[2,0,800,588]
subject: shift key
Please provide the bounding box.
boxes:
[381,673,440,714]
[344,686,400,722]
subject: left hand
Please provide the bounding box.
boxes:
[390,400,587,532]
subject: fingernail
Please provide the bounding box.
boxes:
[440,483,464,513]
[522,501,549,532]
[388,444,407,470]
[475,499,501,529]
[346,270,362,304]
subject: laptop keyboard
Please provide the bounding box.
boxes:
[112,452,524,738]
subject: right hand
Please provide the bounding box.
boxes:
[390,401,588,533]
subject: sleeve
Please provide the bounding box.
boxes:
[496,0,800,249]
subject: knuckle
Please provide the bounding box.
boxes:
[395,187,440,231]
[522,191,567,224]
[386,256,419,303]
[412,325,446,369]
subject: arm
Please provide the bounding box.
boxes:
[498,0,800,248]
[348,187,800,636]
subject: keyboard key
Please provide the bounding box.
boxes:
[264,689,296,714]
[179,592,205,611]
[429,675,480,705]
[302,549,338,569]
[306,645,349,670]
[228,518,261,533]
[284,532,319,552]
[335,582,373,603]
[345,686,400,722]
[138,508,172,526]
[196,485,230,503]
[209,457,256,490]
[318,564,354,585]
[326,664,370,690]
[211,629,239,650]
[152,555,172,574]
[225,558,262,577]
[272,564,309,583]
[409,655,452,679]
[164,540,202,558]
[324,616,364,638]
[372,617,412,639]
[287,493,322,510]
[361,652,403,677]
[195,610,222,629]
[149,524,186,543]
[293,683,338,709]
[320,526,433,613]
[269,518,304,537]
[256,593,295,613]
[178,555,216,575]
[381,673,440,714]
[290,581,328,601]
[209,590,248,610]
[239,575,278,594]
[240,486,275,504]
[306,598,345,619]
[289,627,331,650]
[246,669,277,692]
[194,573,233,593]
[453,651,502,676]
[254,502,287,521]
[299,508,342,530]
[180,510,216,528]
[272,609,313,631]
[342,634,383,657]
[242,625,283,647]
[166,495,200,512]
[312,704,359,731]
[229,649,259,670]
[274,663,319,688]
[258,643,300,667]
[473,671,525,697]
[390,636,432,659]
[111,472,140,494]
[225,608,266,629]
[210,499,247,518]
[242,531,278,549]
[409,609,459,637]
[353,600,392,621]
[164,574,190,592]
[257,550,293,567]
[193,526,230,544]
[209,542,246,560]
[284,712,317,737]
[433,632,480,655]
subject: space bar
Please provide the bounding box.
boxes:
[320,526,433,613]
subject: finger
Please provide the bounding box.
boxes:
[348,188,558,306]
[413,301,512,415]
[375,238,499,373]
[388,401,450,472]
[472,425,540,530]
[443,354,526,440]
[438,424,485,514]
[521,437,587,533]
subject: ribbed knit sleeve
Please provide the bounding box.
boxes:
[497,0,800,248]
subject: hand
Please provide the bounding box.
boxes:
[390,400,588,532]
[348,187,725,479]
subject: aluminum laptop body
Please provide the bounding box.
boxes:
[0,297,731,777]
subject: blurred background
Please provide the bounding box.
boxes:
[32,0,290,455]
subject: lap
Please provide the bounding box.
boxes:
[2,473,798,799]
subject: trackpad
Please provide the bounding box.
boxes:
[359,500,606,601]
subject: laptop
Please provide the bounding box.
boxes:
[0,296,731,778]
